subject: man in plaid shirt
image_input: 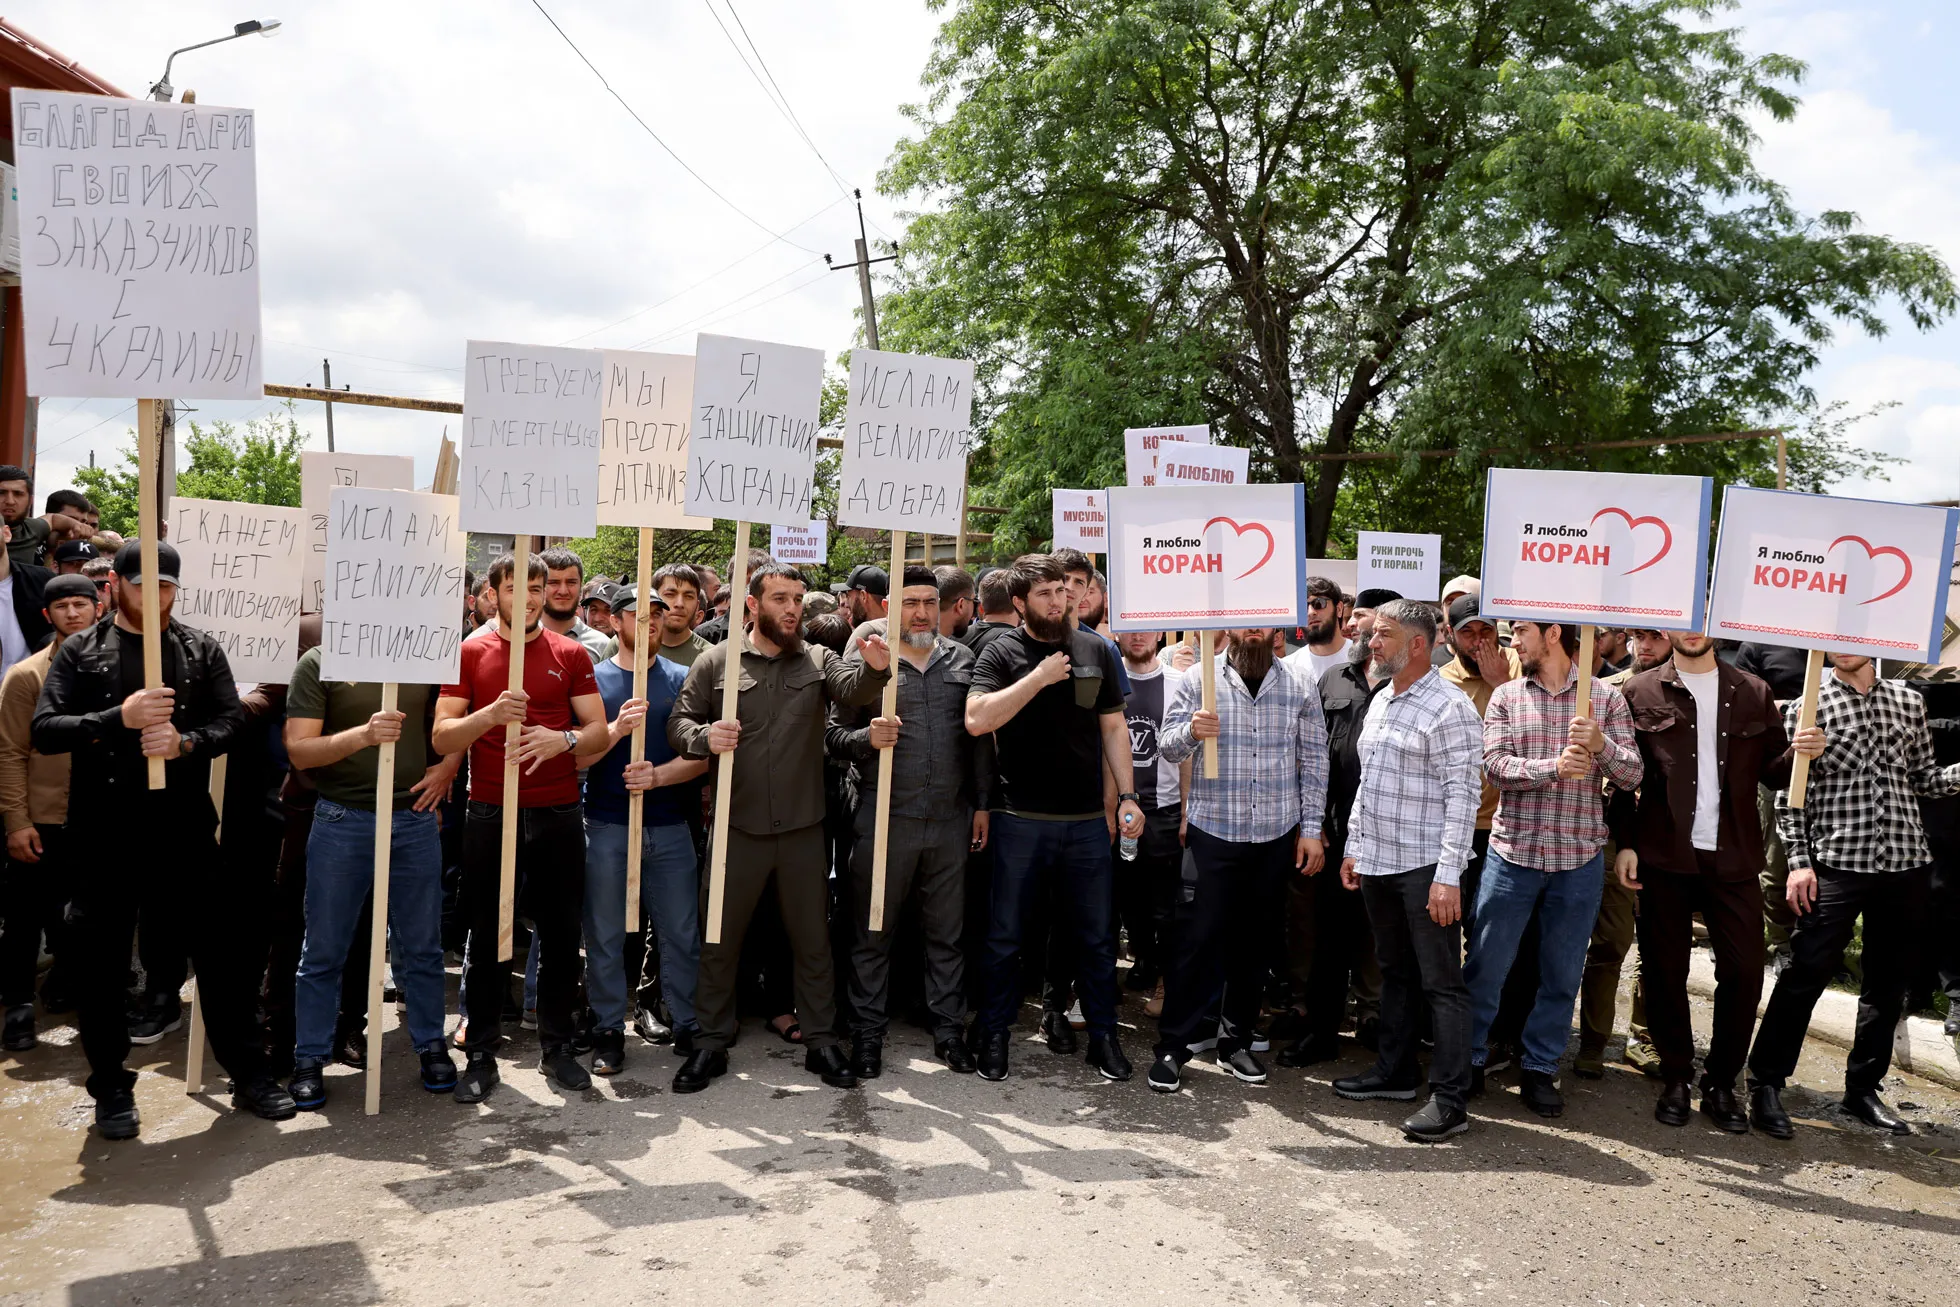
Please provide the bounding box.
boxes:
[1469,619,1641,1118]
[1746,650,1960,1138]
[1151,628,1327,1093]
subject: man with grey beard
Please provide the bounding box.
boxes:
[827,567,989,1077]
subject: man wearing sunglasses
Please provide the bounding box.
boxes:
[1282,576,1351,684]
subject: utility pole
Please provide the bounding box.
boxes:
[826,189,896,348]
[323,358,337,452]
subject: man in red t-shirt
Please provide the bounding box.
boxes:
[435,552,608,1103]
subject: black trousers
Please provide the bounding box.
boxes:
[1635,854,1764,1088]
[1116,805,1182,985]
[71,803,267,1099]
[460,801,586,1054]
[1359,864,1472,1110]
[1748,862,1931,1092]
[1297,837,1372,1040]
[0,824,72,1007]
[1155,826,1291,1059]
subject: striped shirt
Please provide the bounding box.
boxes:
[1347,669,1485,885]
[1161,654,1328,844]
[1485,665,1642,871]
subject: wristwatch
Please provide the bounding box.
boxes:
[1118,791,1140,804]
[562,729,578,753]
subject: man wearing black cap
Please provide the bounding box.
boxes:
[51,540,99,576]
[33,540,279,1139]
[843,564,890,628]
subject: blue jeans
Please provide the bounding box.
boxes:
[980,814,1119,1037]
[293,800,447,1067]
[583,818,700,1033]
[1463,848,1605,1075]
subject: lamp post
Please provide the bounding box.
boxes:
[149,18,282,102]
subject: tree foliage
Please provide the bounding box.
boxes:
[74,403,310,536]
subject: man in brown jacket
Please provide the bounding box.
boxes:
[0,574,102,1050]
[1610,628,1823,1132]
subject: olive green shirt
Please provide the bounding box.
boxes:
[286,648,434,811]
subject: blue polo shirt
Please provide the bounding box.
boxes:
[585,654,691,826]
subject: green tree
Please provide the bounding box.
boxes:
[878,0,1953,559]
[75,403,310,535]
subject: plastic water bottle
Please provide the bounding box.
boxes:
[1119,833,1139,861]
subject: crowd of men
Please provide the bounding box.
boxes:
[1,463,1957,1148]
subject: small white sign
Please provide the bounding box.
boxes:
[685,332,824,526]
[318,487,468,684]
[301,451,415,614]
[167,497,305,683]
[836,348,973,537]
[1304,558,1358,595]
[1356,530,1442,601]
[598,349,713,530]
[1105,483,1307,632]
[460,340,604,537]
[1156,443,1250,488]
[770,519,828,567]
[1051,488,1108,552]
[1123,424,1210,487]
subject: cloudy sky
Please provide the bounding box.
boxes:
[15,0,1959,505]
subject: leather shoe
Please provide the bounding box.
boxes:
[1750,1082,1793,1139]
[1518,1069,1563,1118]
[1276,1032,1340,1068]
[1040,1009,1077,1055]
[1841,1087,1910,1135]
[936,1034,976,1074]
[1086,1032,1133,1082]
[672,1048,727,1094]
[807,1044,858,1089]
[976,1030,1010,1082]
[94,1090,140,1141]
[1654,1080,1691,1127]
[1699,1083,1750,1134]
[851,1037,883,1080]
[233,1075,298,1121]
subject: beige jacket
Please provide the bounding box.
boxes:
[0,645,68,831]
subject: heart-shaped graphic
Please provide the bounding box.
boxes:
[1202,516,1275,580]
[1590,507,1673,575]
[1828,534,1912,605]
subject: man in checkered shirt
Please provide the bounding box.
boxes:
[1745,650,1960,1139]
[1469,618,1642,1119]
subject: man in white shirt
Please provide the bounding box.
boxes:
[1281,576,1349,682]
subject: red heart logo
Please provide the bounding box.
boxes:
[1590,507,1673,575]
[1828,534,1912,605]
[1202,516,1275,580]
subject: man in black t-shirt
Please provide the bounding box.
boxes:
[1117,630,1184,998]
[966,554,1143,1083]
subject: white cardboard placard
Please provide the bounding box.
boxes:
[598,349,713,529]
[1105,483,1307,632]
[1304,558,1358,595]
[460,340,603,536]
[318,487,468,684]
[1356,530,1442,601]
[684,332,823,526]
[770,519,828,567]
[10,90,263,399]
[836,348,973,537]
[1156,442,1250,488]
[301,452,415,614]
[1123,424,1210,487]
[167,497,305,683]
[1051,489,1108,552]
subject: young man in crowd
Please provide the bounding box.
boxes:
[667,562,891,1094]
[1333,600,1483,1140]
[0,468,87,569]
[284,641,463,1109]
[51,541,98,576]
[1472,619,1642,1117]
[827,567,988,1077]
[1747,649,1960,1138]
[841,564,890,628]
[651,563,712,667]
[34,540,279,1139]
[1611,628,1822,1132]
[1114,628,1184,1004]
[0,520,53,684]
[577,586,707,1075]
[1150,627,1327,1093]
[539,548,612,661]
[935,565,976,640]
[581,582,618,639]
[435,552,609,1103]
[80,557,115,615]
[1281,575,1351,682]
[962,567,1020,656]
[965,554,1143,1083]
[0,575,100,1050]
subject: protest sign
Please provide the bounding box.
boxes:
[1157,442,1250,488]
[460,340,603,537]
[836,348,973,537]
[684,332,824,525]
[1105,483,1307,632]
[1479,468,1712,632]
[770,520,828,567]
[598,349,712,529]
[1357,531,1442,601]
[1124,424,1211,488]
[1304,558,1358,595]
[9,91,262,400]
[317,486,467,685]
[166,497,305,684]
[301,452,415,614]
[1052,489,1108,552]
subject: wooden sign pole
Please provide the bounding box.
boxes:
[1199,630,1219,779]
[867,529,905,931]
[363,683,399,1115]
[705,523,751,945]
[185,755,226,1095]
[1787,648,1826,809]
[135,400,167,791]
[625,527,653,935]
[498,535,529,961]
[1576,625,1595,721]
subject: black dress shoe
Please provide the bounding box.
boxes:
[976,1030,1010,1082]
[935,1034,976,1074]
[1276,1032,1340,1068]
[1749,1082,1793,1139]
[1841,1087,1910,1135]
[807,1044,858,1089]
[94,1090,140,1141]
[1040,1010,1077,1055]
[1086,1032,1133,1082]
[672,1048,727,1094]
[1654,1080,1691,1127]
[1518,1069,1564,1118]
[1332,1068,1423,1101]
[234,1075,299,1121]
[1700,1083,1750,1134]
[851,1038,884,1080]
[289,1066,327,1112]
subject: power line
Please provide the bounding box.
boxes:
[625,257,830,351]
[265,339,462,373]
[529,0,821,254]
[706,0,851,197]
[39,404,137,455]
[638,266,839,351]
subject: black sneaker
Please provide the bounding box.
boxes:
[633,1004,673,1045]
[590,1030,627,1076]
[335,1028,368,1069]
[976,1029,1011,1082]
[95,1089,140,1141]
[541,1046,592,1093]
[1518,1069,1564,1117]
[1218,1047,1268,1084]
[288,1065,327,1111]
[1401,1096,1469,1143]
[1146,1052,1182,1094]
[420,1047,459,1093]
[1040,1009,1077,1055]
[935,1033,976,1074]
[454,1050,499,1103]
[3,1003,36,1052]
[234,1075,299,1120]
[127,999,183,1046]
[1085,1032,1133,1082]
[1332,1068,1424,1101]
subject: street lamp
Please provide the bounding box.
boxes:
[149,18,282,102]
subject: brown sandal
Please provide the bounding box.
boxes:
[769,1015,803,1044]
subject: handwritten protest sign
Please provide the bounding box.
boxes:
[1157,442,1250,488]
[301,452,414,614]
[770,520,828,567]
[1124,425,1210,488]
[317,487,467,684]
[1479,468,1712,632]
[167,497,304,683]
[684,332,823,525]
[9,91,263,400]
[1708,487,1959,662]
[460,341,603,537]
[1052,489,1108,552]
[1357,531,1442,601]
[836,348,973,537]
[1105,483,1307,632]
[598,349,712,530]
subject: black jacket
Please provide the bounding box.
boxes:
[5,561,52,656]
[32,616,244,822]
[1318,659,1382,854]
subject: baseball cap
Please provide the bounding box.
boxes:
[846,564,889,598]
[111,539,180,587]
[610,585,667,614]
[53,539,99,566]
[43,573,99,605]
[1441,575,1481,602]
[583,580,619,610]
[1446,594,1485,629]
